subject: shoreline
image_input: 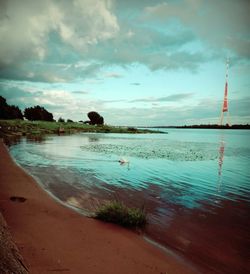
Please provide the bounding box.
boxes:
[0,139,197,274]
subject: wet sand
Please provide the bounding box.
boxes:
[39,174,250,274]
[0,139,197,274]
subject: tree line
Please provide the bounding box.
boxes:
[0,96,24,120]
[0,96,104,125]
[0,96,53,121]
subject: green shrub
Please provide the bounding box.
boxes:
[95,200,147,229]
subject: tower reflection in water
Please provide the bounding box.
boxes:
[218,135,225,192]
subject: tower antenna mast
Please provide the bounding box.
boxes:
[219,58,231,126]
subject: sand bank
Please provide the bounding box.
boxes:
[0,139,197,274]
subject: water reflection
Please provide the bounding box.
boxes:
[26,134,47,143]
[3,134,47,147]
[119,158,130,170]
[3,135,22,147]
[88,135,100,142]
[217,135,225,192]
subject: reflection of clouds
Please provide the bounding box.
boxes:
[26,135,46,143]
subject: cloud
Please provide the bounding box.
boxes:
[143,0,250,60]
[0,0,119,81]
[130,93,194,103]
[102,99,126,103]
[1,81,249,125]
[0,83,106,120]
[86,26,204,71]
[0,0,249,86]
[103,95,250,126]
[104,72,123,78]
[0,59,104,83]
[0,0,207,82]
[130,83,141,85]
[0,86,41,107]
[72,91,88,95]
[0,84,75,109]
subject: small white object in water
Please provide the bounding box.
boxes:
[118,158,129,164]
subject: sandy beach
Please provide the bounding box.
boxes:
[0,139,197,274]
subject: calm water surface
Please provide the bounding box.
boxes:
[9,129,250,273]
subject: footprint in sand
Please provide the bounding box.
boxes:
[10,196,27,203]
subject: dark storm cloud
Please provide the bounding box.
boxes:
[0,0,209,83]
[1,0,249,84]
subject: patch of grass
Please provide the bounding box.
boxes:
[95,200,147,229]
[0,119,164,142]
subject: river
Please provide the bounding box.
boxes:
[9,128,250,273]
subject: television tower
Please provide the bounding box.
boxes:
[219,59,231,126]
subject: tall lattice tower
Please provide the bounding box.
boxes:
[219,59,231,126]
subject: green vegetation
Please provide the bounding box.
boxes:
[0,96,164,140]
[0,119,163,144]
[95,200,147,229]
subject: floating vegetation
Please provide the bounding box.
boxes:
[81,140,220,161]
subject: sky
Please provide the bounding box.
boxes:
[0,0,249,126]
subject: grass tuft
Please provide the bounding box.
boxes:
[95,200,147,229]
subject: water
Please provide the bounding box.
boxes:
[9,129,250,273]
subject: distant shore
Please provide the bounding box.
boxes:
[142,124,250,129]
[0,139,196,274]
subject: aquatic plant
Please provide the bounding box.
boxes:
[80,141,219,161]
[95,200,147,229]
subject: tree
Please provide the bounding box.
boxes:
[0,96,8,119]
[58,117,65,123]
[87,111,104,125]
[7,105,23,120]
[24,106,53,121]
[0,96,23,119]
[0,96,7,106]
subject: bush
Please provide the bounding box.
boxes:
[95,200,147,229]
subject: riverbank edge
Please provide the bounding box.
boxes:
[0,139,197,274]
[0,212,28,273]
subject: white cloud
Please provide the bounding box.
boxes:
[56,0,119,51]
[104,72,123,78]
[0,0,119,66]
[40,90,75,106]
